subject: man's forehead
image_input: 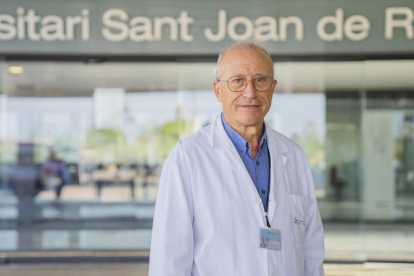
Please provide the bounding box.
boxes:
[222,49,269,62]
[220,49,273,74]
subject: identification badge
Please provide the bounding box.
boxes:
[259,228,281,251]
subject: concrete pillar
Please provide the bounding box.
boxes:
[361,110,395,220]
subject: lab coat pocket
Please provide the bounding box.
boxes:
[290,194,310,243]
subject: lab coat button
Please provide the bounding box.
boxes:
[255,197,261,204]
[270,274,274,276]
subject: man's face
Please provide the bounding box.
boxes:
[213,49,277,128]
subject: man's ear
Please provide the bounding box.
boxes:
[272,79,278,92]
[213,80,222,102]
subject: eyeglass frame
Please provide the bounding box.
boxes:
[217,74,275,92]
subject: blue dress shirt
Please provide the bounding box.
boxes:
[221,114,270,212]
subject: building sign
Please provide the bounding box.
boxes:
[0,0,414,55]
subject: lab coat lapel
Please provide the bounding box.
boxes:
[223,145,259,197]
[211,114,260,198]
[265,121,289,223]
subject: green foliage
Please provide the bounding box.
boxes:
[154,120,187,160]
[86,129,125,146]
[292,120,325,165]
[161,121,186,139]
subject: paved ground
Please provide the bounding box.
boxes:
[0,263,150,276]
[1,263,414,276]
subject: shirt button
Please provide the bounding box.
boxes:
[256,161,260,165]
[261,190,266,194]
[255,197,262,204]
[241,149,243,153]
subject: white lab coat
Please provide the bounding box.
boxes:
[149,114,325,276]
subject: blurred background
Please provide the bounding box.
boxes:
[1,0,414,275]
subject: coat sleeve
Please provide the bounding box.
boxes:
[302,151,325,276]
[148,151,194,276]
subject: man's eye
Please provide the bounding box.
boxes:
[255,78,264,82]
[233,78,243,83]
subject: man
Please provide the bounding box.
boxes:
[41,150,71,199]
[149,42,325,276]
[260,235,267,248]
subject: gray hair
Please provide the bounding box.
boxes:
[216,42,274,81]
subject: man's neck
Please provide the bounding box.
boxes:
[223,113,264,155]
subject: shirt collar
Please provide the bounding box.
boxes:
[221,113,267,157]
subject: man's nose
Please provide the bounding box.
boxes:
[242,80,258,98]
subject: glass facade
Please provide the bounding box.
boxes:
[1,60,414,261]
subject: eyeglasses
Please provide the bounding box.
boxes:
[218,75,274,92]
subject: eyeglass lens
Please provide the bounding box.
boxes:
[228,76,272,92]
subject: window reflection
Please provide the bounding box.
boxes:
[0,60,414,259]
